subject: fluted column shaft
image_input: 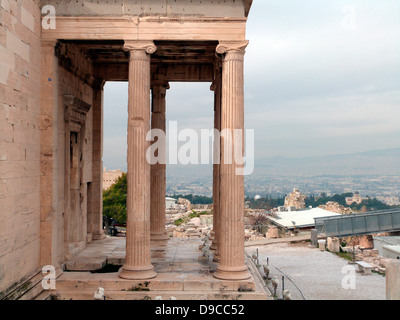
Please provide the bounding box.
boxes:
[214,41,251,281]
[119,41,157,280]
[150,83,169,241]
[211,74,221,259]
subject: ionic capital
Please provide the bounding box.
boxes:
[41,39,58,54]
[210,79,220,92]
[123,40,157,54]
[151,80,170,91]
[41,39,58,48]
[216,41,249,55]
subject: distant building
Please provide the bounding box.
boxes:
[103,167,124,190]
[166,197,177,209]
[345,192,367,205]
[376,196,400,206]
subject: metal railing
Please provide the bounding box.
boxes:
[314,209,400,237]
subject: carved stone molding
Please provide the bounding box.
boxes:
[123,40,157,54]
[41,39,58,54]
[151,80,170,91]
[55,42,102,89]
[92,78,106,90]
[64,95,92,131]
[216,40,249,55]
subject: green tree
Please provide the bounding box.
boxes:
[169,194,213,205]
[103,173,127,223]
[350,198,391,211]
[245,195,285,210]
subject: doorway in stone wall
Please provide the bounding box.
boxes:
[102,82,129,236]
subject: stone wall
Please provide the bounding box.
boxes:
[0,0,42,295]
[50,42,96,263]
[0,1,101,295]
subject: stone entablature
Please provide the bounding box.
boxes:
[40,0,252,18]
[41,17,247,42]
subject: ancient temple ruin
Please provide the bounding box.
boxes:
[0,0,267,300]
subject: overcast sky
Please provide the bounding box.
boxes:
[103,0,400,171]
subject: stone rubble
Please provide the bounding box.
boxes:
[284,188,307,210]
[319,201,353,215]
[341,245,391,274]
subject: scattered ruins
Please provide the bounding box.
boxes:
[284,188,307,210]
[319,201,353,215]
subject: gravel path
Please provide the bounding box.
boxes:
[247,243,386,300]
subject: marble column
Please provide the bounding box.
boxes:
[90,84,106,241]
[214,41,251,281]
[150,82,169,241]
[119,41,157,280]
[210,72,221,262]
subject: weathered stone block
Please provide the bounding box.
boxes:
[6,30,29,61]
[1,0,11,12]
[20,6,35,33]
[386,260,400,300]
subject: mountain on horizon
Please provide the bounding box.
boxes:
[255,147,400,177]
[166,148,400,178]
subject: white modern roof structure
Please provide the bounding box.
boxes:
[373,236,400,259]
[267,208,342,230]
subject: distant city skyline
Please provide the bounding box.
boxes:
[103,0,400,172]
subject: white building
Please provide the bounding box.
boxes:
[166,197,177,209]
[373,236,400,259]
[102,167,125,190]
[267,207,342,230]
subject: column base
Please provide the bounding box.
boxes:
[212,253,221,263]
[92,232,106,240]
[210,242,218,251]
[214,266,251,281]
[118,265,157,280]
[150,232,170,241]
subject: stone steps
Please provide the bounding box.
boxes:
[52,290,268,301]
[54,272,255,292]
[49,271,264,300]
[50,238,271,300]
